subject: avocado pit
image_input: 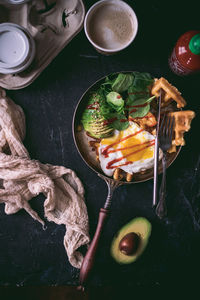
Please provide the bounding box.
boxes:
[119,232,140,256]
[111,217,152,264]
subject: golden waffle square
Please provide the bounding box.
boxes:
[151,77,187,108]
[168,110,195,152]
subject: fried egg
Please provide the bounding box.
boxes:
[98,122,162,177]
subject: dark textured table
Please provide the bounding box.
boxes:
[1,0,200,290]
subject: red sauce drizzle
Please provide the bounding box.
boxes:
[128,115,154,121]
[129,109,137,114]
[86,102,99,110]
[134,115,152,119]
[101,129,155,170]
[103,117,117,126]
[120,119,128,123]
[86,132,101,141]
[102,129,144,157]
[86,105,97,110]
[126,103,148,108]
[106,140,155,169]
[106,140,154,155]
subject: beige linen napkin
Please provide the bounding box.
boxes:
[0,87,90,269]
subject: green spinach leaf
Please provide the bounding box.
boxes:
[132,72,154,90]
[127,72,153,101]
[112,117,129,130]
[111,73,134,93]
[104,112,129,131]
[127,96,156,119]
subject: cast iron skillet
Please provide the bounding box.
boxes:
[72,72,181,289]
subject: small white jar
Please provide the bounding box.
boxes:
[0,23,35,74]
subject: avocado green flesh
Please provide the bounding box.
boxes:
[82,117,113,138]
[111,217,152,264]
[81,93,114,138]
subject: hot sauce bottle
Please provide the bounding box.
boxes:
[169,30,200,76]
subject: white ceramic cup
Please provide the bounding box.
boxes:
[0,0,31,5]
[0,23,36,74]
[84,0,138,54]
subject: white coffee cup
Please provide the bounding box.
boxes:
[84,0,138,54]
[0,23,35,74]
[0,0,31,4]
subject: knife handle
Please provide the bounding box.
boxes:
[78,208,109,291]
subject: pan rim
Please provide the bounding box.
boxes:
[72,71,181,185]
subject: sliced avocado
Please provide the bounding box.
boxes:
[81,92,114,139]
[110,217,152,264]
[82,117,113,138]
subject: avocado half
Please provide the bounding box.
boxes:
[81,92,114,139]
[110,217,152,264]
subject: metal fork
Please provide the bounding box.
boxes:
[155,114,175,219]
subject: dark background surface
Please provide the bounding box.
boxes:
[1,0,200,290]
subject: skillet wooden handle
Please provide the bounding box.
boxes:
[78,208,109,291]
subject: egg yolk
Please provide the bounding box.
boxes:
[101,127,154,162]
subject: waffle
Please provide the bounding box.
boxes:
[151,77,187,108]
[129,112,157,131]
[113,168,133,182]
[168,110,195,152]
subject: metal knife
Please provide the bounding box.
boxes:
[153,90,161,207]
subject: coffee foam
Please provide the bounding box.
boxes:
[87,3,134,50]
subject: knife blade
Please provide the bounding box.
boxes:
[153,90,161,207]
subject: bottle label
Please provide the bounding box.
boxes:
[169,48,193,75]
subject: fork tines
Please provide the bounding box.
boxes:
[159,114,175,151]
